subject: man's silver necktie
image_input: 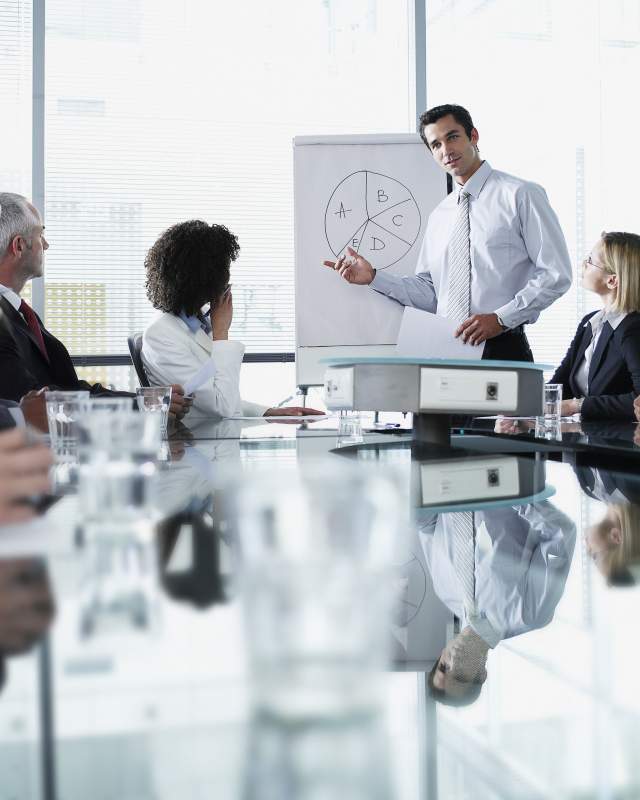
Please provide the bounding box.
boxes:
[446,190,471,324]
[450,510,476,616]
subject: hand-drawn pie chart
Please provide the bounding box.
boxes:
[325,170,422,269]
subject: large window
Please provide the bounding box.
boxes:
[0,0,31,195]
[426,0,640,368]
[41,0,413,379]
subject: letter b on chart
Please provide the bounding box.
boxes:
[325,170,422,269]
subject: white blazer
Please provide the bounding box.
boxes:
[141,312,268,418]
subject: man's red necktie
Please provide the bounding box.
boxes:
[19,299,49,361]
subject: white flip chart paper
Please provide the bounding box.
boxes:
[396,307,485,360]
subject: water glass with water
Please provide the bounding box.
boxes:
[77,409,162,522]
[336,411,364,447]
[78,518,161,640]
[136,386,172,433]
[45,390,91,449]
[225,459,407,721]
[544,383,562,420]
[45,390,90,490]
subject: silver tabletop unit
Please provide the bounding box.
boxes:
[324,358,546,444]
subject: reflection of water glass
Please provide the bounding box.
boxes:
[535,416,562,441]
[544,383,562,420]
[337,412,364,447]
[136,386,172,432]
[227,461,406,721]
[45,390,90,491]
[78,520,160,640]
[244,710,392,800]
[77,410,161,522]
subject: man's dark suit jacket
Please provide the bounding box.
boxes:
[0,296,130,402]
[0,400,18,431]
[550,310,640,420]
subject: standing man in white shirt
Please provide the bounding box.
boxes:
[323,104,573,361]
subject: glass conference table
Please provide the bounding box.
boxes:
[1,414,640,799]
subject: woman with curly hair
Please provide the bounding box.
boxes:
[142,220,321,418]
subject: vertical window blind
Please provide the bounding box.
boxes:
[0,0,31,196]
[42,0,412,357]
[426,0,640,371]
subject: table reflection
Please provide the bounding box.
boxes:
[2,425,640,799]
[473,415,640,457]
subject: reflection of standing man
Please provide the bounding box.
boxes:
[418,502,576,705]
[324,104,572,361]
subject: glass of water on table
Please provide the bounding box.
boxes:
[136,386,172,433]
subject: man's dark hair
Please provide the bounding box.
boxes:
[145,220,239,316]
[426,659,484,707]
[419,104,475,149]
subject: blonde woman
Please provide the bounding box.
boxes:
[551,231,640,420]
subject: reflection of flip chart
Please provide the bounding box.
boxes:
[294,134,447,386]
[396,308,485,359]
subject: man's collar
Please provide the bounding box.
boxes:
[456,160,492,200]
[0,284,21,312]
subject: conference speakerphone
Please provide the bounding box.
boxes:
[323,357,547,444]
[335,440,548,509]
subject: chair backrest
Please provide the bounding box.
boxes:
[127,332,150,387]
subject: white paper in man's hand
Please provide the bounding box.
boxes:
[184,360,217,395]
[396,308,485,359]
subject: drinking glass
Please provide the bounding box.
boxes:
[77,410,161,522]
[78,518,161,640]
[136,386,172,432]
[45,390,90,450]
[243,709,393,800]
[225,459,407,721]
[544,383,562,421]
[76,410,163,639]
[336,411,364,447]
[45,390,90,490]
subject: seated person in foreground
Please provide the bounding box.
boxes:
[0,192,188,419]
[141,220,321,418]
[551,231,640,420]
[0,428,52,525]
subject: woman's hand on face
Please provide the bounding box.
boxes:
[211,289,233,341]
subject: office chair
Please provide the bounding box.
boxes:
[127,332,150,387]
